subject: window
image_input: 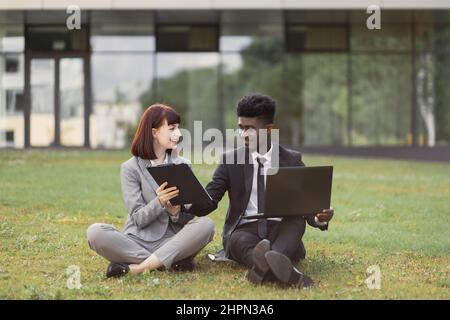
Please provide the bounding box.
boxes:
[27,25,88,52]
[220,11,283,53]
[221,52,283,131]
[155,53,220,132]
[6,56,19,72]
[0,24,24,52]
[282,54,348,146]
[286,24,348,52]
[414,11,450,146]
[6,130,14,143]
[90,10,155,52]
[350,11,412,52]
[0,54,24,148]
[156,25,218,52]
[351,54,412,145]
[415,52,450,146]
[6,90,25,113]
[0,130,14,147]
[91,54,153,148]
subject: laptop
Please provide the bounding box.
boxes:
[244,166,333,219]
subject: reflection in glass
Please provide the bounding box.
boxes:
[351,23,412,51]
[221,50,283,132]
[415,24,450,53]
[91,54,153,148]
[220,24,283,52]
[2,9,449,150]
[60,58,84,147]
[416,51,450,146]
[91,10,154,52]
[286,25,348,52]
[157,25,218,52]
[91,35,155,52]
[155,53,220,132]
[0,24,24,52]
[284,54,348,146]
[27,25,88,52]
[30,59,54,147]
[286,10,347,24]
[91,24,154,52]
[351,54,412,145]
[0,54,24,147]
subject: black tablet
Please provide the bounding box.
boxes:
[147,163,212,206]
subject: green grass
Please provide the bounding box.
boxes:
[0,150,449,299]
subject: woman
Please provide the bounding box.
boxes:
[87,104,215,278]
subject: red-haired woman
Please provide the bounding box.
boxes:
[87,104,215,278]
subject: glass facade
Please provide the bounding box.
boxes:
[284,54,348,146]
[0,13,24,148]
[220,11,284,140]
[91,53,153,148]
[0,9,449,149]
[155,53,220,132]
[90,10,154,148]
[30,58,55,147]
[414,16,450,147]
[60,58,84,147]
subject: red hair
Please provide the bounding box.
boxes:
[131,104,181,160]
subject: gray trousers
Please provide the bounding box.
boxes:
[87,216,215,269]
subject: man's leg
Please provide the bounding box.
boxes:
[228,222,260,268]
[87,223,150,264]
[265,217,313,287]
[269,217,306,260]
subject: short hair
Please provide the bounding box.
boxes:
[236,93,276,124]
[131,104,181,160]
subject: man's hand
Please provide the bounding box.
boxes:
[315,207,334,224]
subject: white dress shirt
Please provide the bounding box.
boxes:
[149,154,168,167]
[241,144,327,227]
[241,144,282,223]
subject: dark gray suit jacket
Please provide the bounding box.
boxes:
[188,144,327,256]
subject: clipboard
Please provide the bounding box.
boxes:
[147,163,212,206]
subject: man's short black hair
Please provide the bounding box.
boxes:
[236,93,276,124]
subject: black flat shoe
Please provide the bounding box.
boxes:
[246,239,271,285]
[264,251,314,288]
[169,257,195,272]
[106,262,130,278]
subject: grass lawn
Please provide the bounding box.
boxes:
[0,150,449,300]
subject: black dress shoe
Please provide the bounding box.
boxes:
[246,239,271,285]
[169,257,195,272]
[264,251,314,288]
[106,262,130,278]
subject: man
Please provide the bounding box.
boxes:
[188,93,334,287]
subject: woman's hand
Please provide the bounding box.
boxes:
[156,182,179,208]
[165,201,181,216]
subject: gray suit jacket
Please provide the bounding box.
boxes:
[120,152,194,242]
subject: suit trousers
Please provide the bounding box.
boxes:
[229,217,306,269]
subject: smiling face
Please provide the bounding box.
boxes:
[152,119,181,150]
